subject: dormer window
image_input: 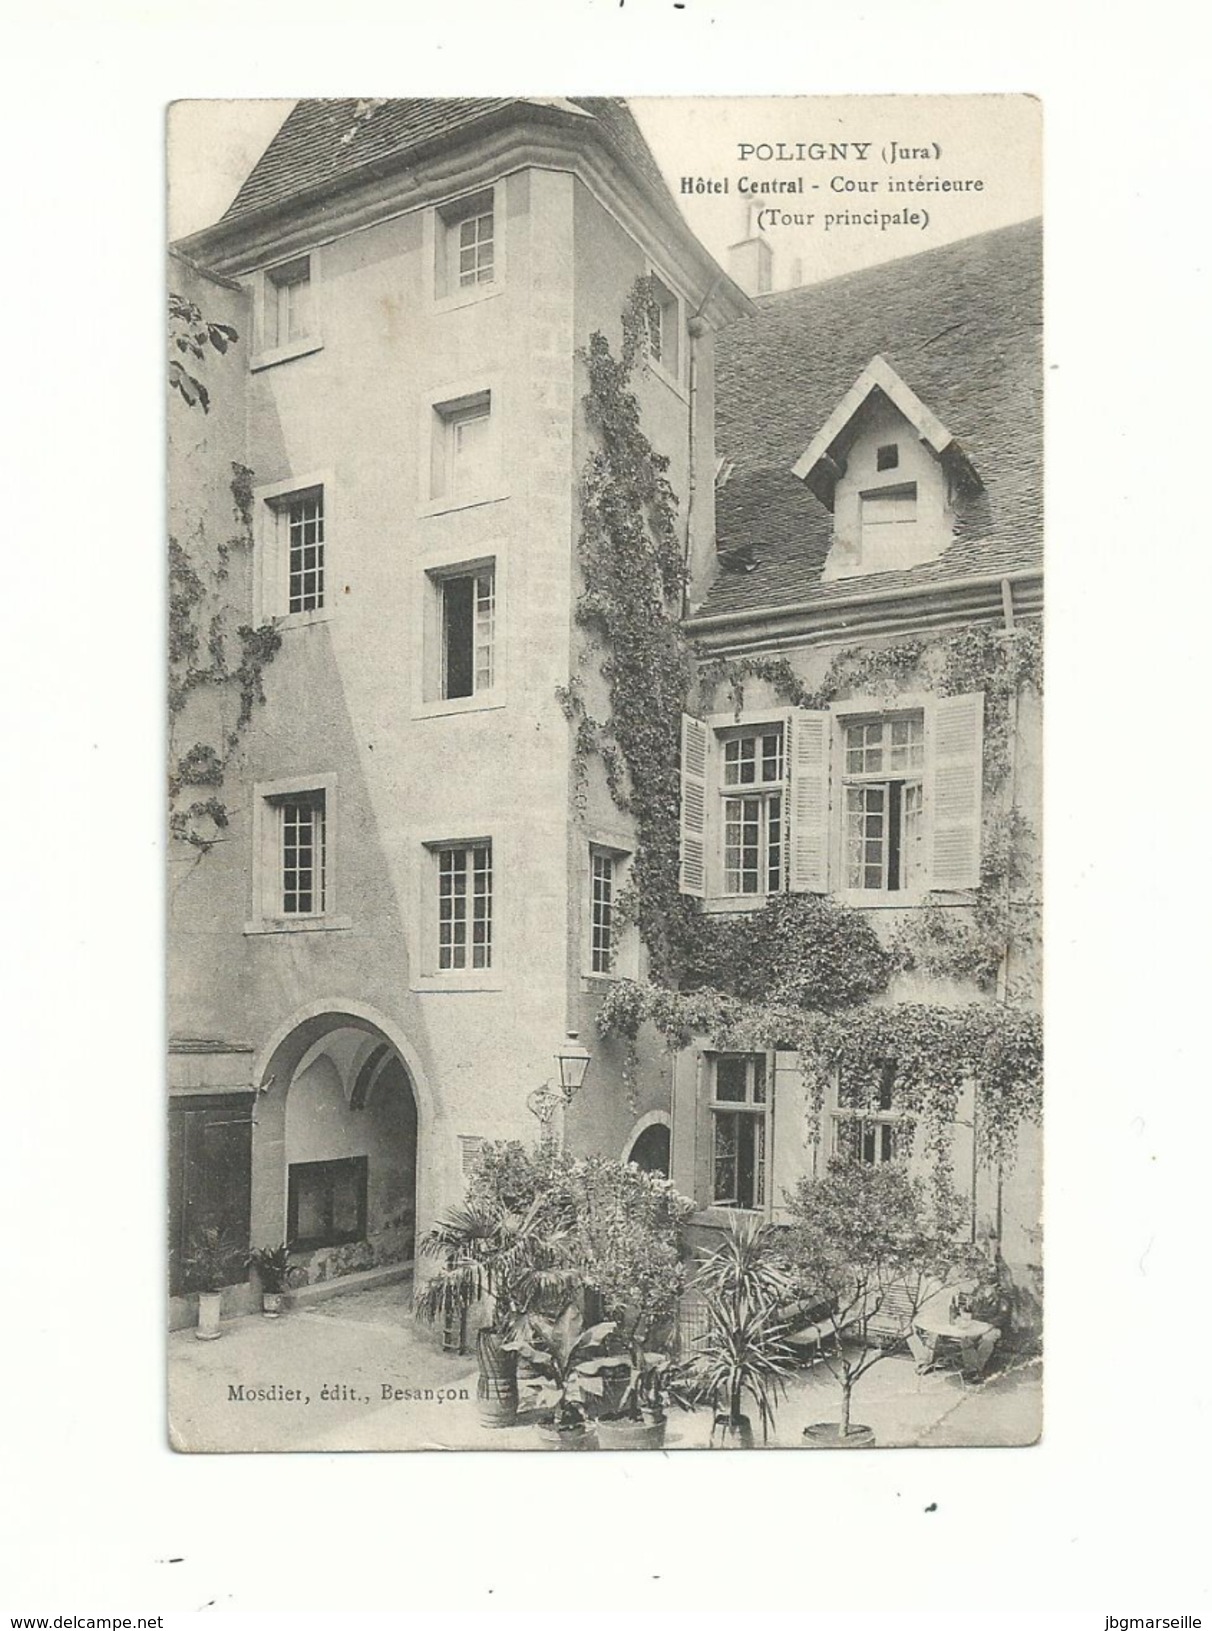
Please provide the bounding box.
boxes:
[792,356,981,584]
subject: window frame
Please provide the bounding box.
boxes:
[419,377,506,517]
[253,471,335,627]
[830,1062,912,1168]
[701,709,791,910]
[415,835,500,986]
[286,1155,368,1251]
[414,543,506,719]
[251,249,324,370]
[833,700,930,906]
[582,839,637,982]
[246,772,350,935]
[430,184,505,312]
[644,267,686,392]
[707,1053,772,1215]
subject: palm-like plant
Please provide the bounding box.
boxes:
[682,1212,795,1445]
[682,1292,794,1443]
[414,1195,578,1334]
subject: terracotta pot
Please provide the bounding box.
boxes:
[536,1419,596,1450]
[710,1413,754,1449]
[802,1421,876,1448]
[261,1291,283,1319]
[476,1327,519,1428]
[195,1290,223,1341]
[596,1413,666,1451]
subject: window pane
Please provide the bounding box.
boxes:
[766,793,782,893]
[442,576,475,700]
[474,571,495,692]
[751,1056,767,1105]
[449,406,490,499]
[712,1113,738,1204]
[714,1057,748,1103]
[846,783,887,889]
[282,796,325,915]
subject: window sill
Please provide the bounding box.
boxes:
[645,356,689,404]
[250,337,324,372]
[417,491,509,520]
[276,607,333,631]
[412,692,505,721]
[839,890,931,910]
[701,895,773,916]
[244,916,353,936]
[691,1205,768,1231]
[410,974,503,994]
[433,283,503,316]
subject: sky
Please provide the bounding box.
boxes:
[168,96,1040,289]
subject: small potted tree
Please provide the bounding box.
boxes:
[784,1159,977,1447]
[414,1191,577,1429]
[682,1213,794,1448]
[505,1305,616,1449]
[247,1244,292,1318]
[184,1226,242,1341]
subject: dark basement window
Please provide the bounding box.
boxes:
[876,443,900,472]
[287,1156,368,1250]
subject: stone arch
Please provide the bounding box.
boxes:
[249,1000,440,1254]
[621,1110,672,1176]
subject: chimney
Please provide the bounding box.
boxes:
[727,234,773,297]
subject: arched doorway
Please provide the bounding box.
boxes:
[251,1009,428,1286]
[625,1117,671,1177]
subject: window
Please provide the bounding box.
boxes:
[646,273,681,379]
[832,1061,905,1166]
[283,489,324,613]
[287,1156,367,1250]
[433,393,494,504]
[590,850,616,974]
[876,442,899,472]
[721,725,785,896]
[711,1055,768,1210]
[276,791,326,916]
[842,714,924,893]
[260,482,327,620]
[437,190,495,296]
[437,843,492,971]
[439,567,495,699]
[266,256,313,348]
[859,482,918,570]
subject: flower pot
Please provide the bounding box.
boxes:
[476,1327,519,1428]
[596,1413,667,1451]
[536,1419,596,1450]
[802,1421,876,1448]
[195,1289,223,1341]
[261,1291,283,1319]
[710,1413,754,1449]
[596,1363,631,1419]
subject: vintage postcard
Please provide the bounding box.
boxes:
[167,94,1042,1453]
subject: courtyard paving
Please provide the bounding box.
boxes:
[168,1276,1041,1454]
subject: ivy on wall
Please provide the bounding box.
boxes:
[569,280,1044,1177]
[168,298,281,855]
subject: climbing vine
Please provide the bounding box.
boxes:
[168,296,281,854]
[567,280,1043,1173]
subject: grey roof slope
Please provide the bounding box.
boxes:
[703,217,1043,619]
[222,97,677,224]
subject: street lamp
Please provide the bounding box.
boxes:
[554,1035,591,1097]
[527,1035,593,1133]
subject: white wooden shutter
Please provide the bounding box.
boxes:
[678,713,709,898]
[930,692,984,890]
[670,1051,701,1206]
[787,709,832,893]
[769,1052,807,1224]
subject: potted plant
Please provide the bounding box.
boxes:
[414,1191,578,1429]
[563,1154,695,1450]
[247,1244,292,1317]
[681,1213,794,1447]
[505,1305,616,1450]
[595,1348,677,1450]
[783,1159,977,1447]
[184,1226,242,1341]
